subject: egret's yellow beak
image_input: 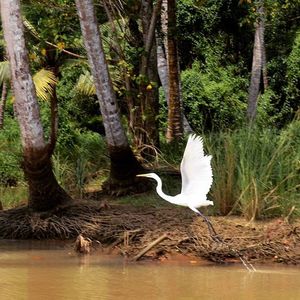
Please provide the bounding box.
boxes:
[136,174,149,178]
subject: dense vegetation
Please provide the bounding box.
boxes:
[0,0,299,220]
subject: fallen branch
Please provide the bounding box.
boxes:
[133,233,168,261]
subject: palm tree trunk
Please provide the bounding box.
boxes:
[247,0,267,123]
[0,0,72,211]
[166,0,183,141]
[75,0,144,193]
[158,0,191,138]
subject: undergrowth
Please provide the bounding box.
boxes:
[1,116,299,220]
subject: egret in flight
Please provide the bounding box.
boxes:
[137,134,219,240]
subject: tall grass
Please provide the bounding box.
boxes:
[206,121,300,220]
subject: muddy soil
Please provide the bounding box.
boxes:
[0,201,299,265]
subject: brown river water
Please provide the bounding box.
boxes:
[0,240,300,300]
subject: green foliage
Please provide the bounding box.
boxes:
[0,117,23,185]
[177,0,251,68]
[23,0,82,48]
[57,64,103,134]
[285,31,300,110]
[181,61,248,131]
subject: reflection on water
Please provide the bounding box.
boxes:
[0,240,300,300]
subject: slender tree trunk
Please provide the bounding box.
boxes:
[166,0,183,141]
[158,0,192,137]
[139,0,160,149]
[247,0,267,123]
[261,15,268,90]
[0,82,8,129]
[124,1,161,151]
[0,0,72,211]
[75,0,144,193]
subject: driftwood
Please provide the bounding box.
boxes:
[133,233,168,261]
[74,234,92,254]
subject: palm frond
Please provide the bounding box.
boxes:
[0,61,11,84]
[75,71,96,96]
[33,69,57,101]
[23,17,40,39]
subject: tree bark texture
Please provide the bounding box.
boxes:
[166,0,183,141]
[247,0,267,123]
[0,82,8,129]
[0,0,72,211]
[158,0,192,136]
[138,0,160,149]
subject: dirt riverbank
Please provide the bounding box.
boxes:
[0,201,299,265]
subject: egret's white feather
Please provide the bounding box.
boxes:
[180,134,213,207]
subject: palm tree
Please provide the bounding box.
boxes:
[0,0,72,211]
[75,0,144,193]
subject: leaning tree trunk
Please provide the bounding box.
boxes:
[75,0,144,193]
[247,0,267,123]
[0,0,72,211]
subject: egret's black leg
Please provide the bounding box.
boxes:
[195,210,222,243]
[191,208,256,271]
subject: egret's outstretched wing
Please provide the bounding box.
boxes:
[180,135,213,197]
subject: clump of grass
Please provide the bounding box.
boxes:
[205,133,236,215]
[206,121,300,220]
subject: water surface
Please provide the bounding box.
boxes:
[0,240,299,300]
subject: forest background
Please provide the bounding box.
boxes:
[0,0,299,222]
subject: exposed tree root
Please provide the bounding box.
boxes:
[0,202,299,264]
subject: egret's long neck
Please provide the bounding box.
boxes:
[153,175,178,204]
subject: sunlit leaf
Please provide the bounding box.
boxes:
[33,69,57,101]
[23,18,40,39]
[75,71,96,96]
[0,61,11,84]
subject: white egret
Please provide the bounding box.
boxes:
[137,134,220,240]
